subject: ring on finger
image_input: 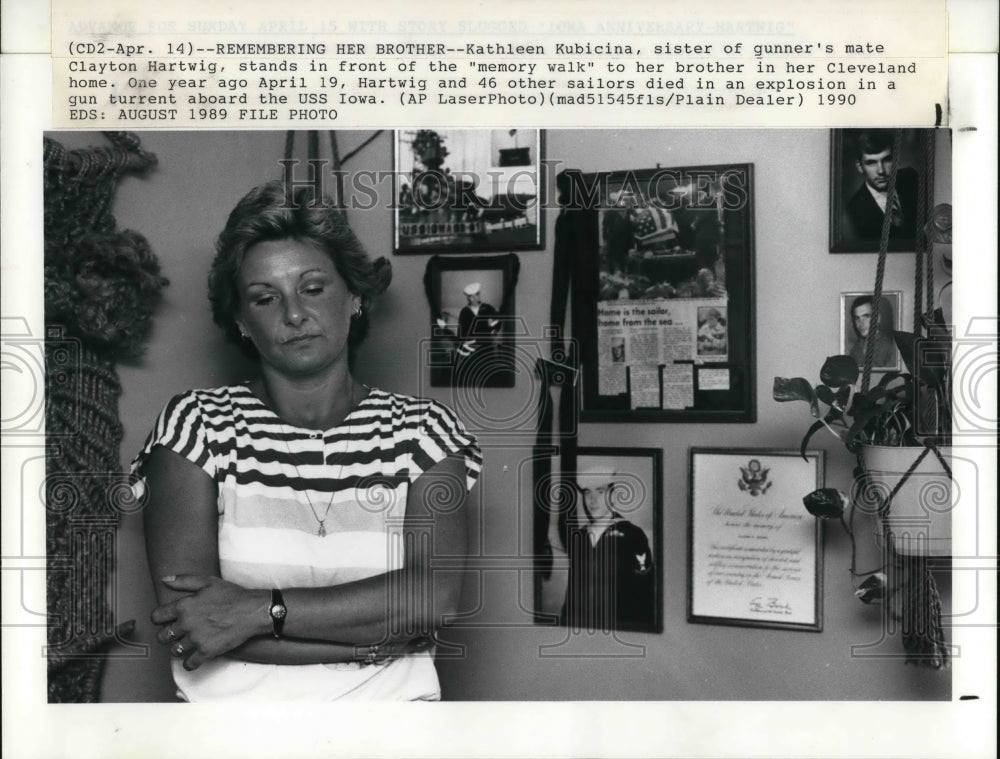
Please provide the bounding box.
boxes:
[165,628,178,642]
[172,642,185,657]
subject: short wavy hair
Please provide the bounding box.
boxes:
[208,181,391,362]
[853,129,895,161]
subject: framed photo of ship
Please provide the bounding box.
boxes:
[394,129,545,254]
[560,164,756,423]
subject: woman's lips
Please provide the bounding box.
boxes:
[283,334,318,345]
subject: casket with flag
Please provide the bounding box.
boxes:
[629,205,680,250]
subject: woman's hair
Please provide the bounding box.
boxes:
[208,180,392,361]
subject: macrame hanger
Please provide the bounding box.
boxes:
[860,128,903,393]
[920,131,936,323]
[282,130,324,201]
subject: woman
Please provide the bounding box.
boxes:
[132,181,481,701]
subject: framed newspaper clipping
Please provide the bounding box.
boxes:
[564,164,756,422]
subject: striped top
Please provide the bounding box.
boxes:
[132,384,482,701]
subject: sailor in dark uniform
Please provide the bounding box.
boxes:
[560,466,656,631]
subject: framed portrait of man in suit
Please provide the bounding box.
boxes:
[829,128,929,253]
[839,290,904,372]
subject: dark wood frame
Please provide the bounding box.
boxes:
[565,164,756,423]
[535,446,664,634]
[394,129,545,254]
[422,253,519,388]
[829,128,927,253]
[688,448,824,632]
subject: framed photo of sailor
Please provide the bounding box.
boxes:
[688,448,824,632]
[394,128,544,254]
[829,128,928,253]
[535,447,663,634]
[561,164,756,423]
[422,253,519,388]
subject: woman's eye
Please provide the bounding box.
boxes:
[252,295,276,307]
[303,286,325,296]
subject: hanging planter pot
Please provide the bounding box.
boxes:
[861,443,953,557]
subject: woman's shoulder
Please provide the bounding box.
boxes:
[365,388,461,419]
[157,384,257,417]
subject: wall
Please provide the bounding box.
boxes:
[47,129,950,702]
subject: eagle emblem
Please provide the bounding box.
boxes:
[738,459,772,496]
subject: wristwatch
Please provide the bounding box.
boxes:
[269,588,287,638]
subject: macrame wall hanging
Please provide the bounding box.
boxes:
[43,132,168,702]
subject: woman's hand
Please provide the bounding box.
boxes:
[151,574,270,671]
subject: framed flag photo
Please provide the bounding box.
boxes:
[560,163,756,423]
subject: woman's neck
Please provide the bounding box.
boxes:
[254,365,365,430]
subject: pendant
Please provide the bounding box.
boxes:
[317,522,326,538]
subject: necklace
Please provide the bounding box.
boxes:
[280,424,347,537]
[272,379,364,538]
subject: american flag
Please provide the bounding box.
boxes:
[630,205,679,247]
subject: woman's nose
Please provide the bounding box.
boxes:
[283,295,306,325]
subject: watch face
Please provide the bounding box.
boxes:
[271,604,287,620]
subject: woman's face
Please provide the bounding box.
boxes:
[234,239,359,377]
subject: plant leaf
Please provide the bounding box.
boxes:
[892,331,919,375]
[855,572,887,604]
[800,419,828,459]
[773,377,820,417]
[846,403,887,445]
[876,371,905,389]
[925,203,951,244]
[819,355,860,388]
[803,488,848,518]
[815,384,836,406]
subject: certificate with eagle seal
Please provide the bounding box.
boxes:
[688,448,824,631]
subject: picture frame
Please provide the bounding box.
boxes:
[688,448,824,632]
[394,129,545,254]
[422,253,519,388]
[563,164,756,423]
[829,128,928,253]
[535,447,663,634]
[840,290,904,372]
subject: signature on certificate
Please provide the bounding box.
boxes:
[749,596,792,615]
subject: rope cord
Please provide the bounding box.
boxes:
[923,132,936,319]
[861,128,903,393]
[328,131,344,209]
[914,136,927,331]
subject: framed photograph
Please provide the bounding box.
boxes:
[830,128,930,253]
[563,164,756,423]
[394,129,544,254]
[422,253,519,388]
[536,447,663,633]
[688,449,824,631]
[840,290,904,371]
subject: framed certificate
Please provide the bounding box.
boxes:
[688,448,824,631]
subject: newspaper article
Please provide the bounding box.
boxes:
[2,1,997,758]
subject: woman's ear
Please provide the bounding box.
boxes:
[234,317,247,338]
